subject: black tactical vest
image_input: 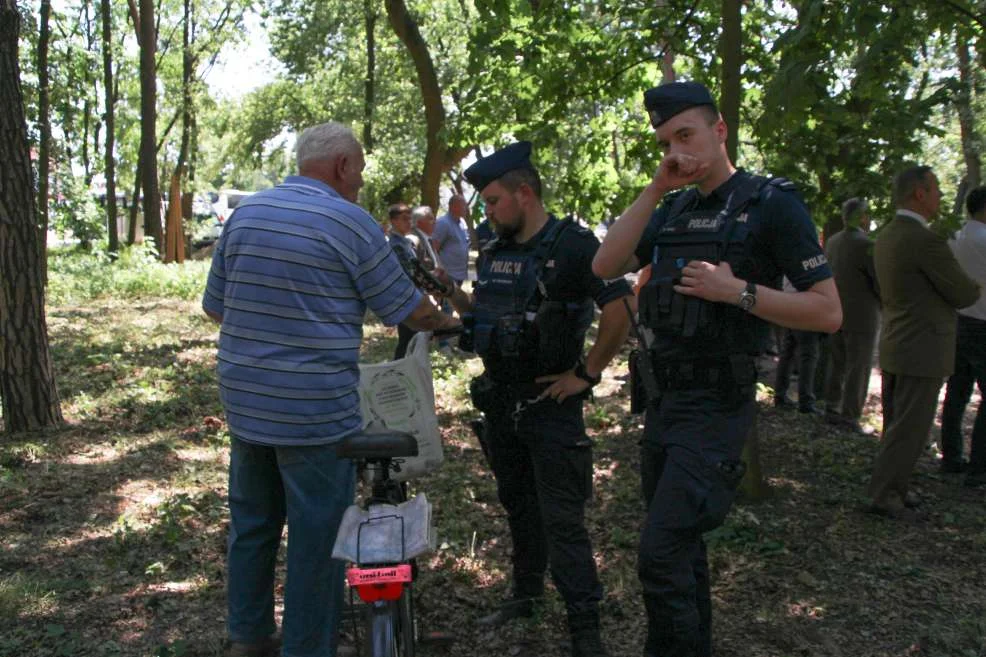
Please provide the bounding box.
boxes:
[467,218,594,378]
[639,174,775,356]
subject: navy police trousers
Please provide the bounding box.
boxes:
[640,386,756,657]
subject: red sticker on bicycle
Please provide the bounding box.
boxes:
[347,564,413,586]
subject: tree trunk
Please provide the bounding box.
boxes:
[720,0,742,163]
[128,161,141,244]
[37,0,51,269]
[956,36,982,214]
[138,0,161,252]
[0,0,64,434]
[81,0,96,185]
[101,0,118,252]
[655,0,675,83]
[385,0,445,209]
[363,0,376,153]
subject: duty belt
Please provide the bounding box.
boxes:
[651,354,757,391]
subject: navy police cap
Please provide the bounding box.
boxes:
[464,141,534,193]
[643,81,717,129]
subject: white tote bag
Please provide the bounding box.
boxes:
[357,332,442,481]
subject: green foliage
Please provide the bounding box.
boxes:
[46,244,210,305]
[50,168,105,249]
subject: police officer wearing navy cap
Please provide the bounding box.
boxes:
[444,141,631,657]
[593,81,843,657]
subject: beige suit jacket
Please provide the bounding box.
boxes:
[825,227,880,334]
[875,213,980,377]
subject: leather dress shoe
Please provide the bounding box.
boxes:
[226,634,281,657]
[477,596,540,626]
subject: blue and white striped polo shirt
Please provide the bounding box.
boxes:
[202,176,422,446]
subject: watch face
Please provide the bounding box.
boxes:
[739,293,756,311]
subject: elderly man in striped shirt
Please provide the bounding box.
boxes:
[203,122,458,657]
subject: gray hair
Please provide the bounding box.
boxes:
[892,165,934,207]
[296,122,361,170]
[842,197,868,224]
[410,205,434,226]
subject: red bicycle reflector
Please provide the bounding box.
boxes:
[347,565,412,602]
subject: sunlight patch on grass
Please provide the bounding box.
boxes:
[146,575,210,595]
[0,573,59,618]
[765,476,809,493]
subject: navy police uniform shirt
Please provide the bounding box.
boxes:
[634,170,831,356]
[479,216,632,383]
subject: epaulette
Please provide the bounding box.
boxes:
[662,188,689,204]
[568,222,593,238]
[766,177,798,192]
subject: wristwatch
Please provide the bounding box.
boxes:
[574,359,602,387]
[737,281,757,312]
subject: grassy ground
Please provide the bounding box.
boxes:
[2,283,985,656]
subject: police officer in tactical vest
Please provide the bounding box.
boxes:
[444,142,632,657]
[593,82,843,657]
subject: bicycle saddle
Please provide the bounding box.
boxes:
[335,431,419,460]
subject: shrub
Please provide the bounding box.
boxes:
[47,242,210,305]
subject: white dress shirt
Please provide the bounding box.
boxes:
[950,219,986,321]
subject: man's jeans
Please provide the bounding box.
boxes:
[941,315,986,471]
[227,437,355,657]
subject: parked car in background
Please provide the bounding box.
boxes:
[212,189,254,225]
[190,189,255,247]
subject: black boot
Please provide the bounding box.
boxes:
[568,611,608,657]
[477,595,540,626]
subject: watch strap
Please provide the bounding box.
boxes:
[574,360,601,386]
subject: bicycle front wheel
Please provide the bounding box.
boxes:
[364,589,415,657]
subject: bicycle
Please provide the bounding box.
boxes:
[334,326,461,657]
[336,429,422,657]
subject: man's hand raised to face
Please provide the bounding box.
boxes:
[651,153,710,194]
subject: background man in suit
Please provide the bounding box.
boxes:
[823,197,881,433]
[867,166,980,516]
[941,186,986,485]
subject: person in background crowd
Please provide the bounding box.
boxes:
[823,197,880,434]
[867,166,979,517]
[941,186,986,486]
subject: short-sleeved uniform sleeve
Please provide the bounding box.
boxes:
[549,225,633,307]
[757,185,831,290]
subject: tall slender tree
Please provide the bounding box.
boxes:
[0,0,64,434]
[36,0,51,267]
[101,0,118,252]
[138,0,161,250]
[720,0,741,163]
